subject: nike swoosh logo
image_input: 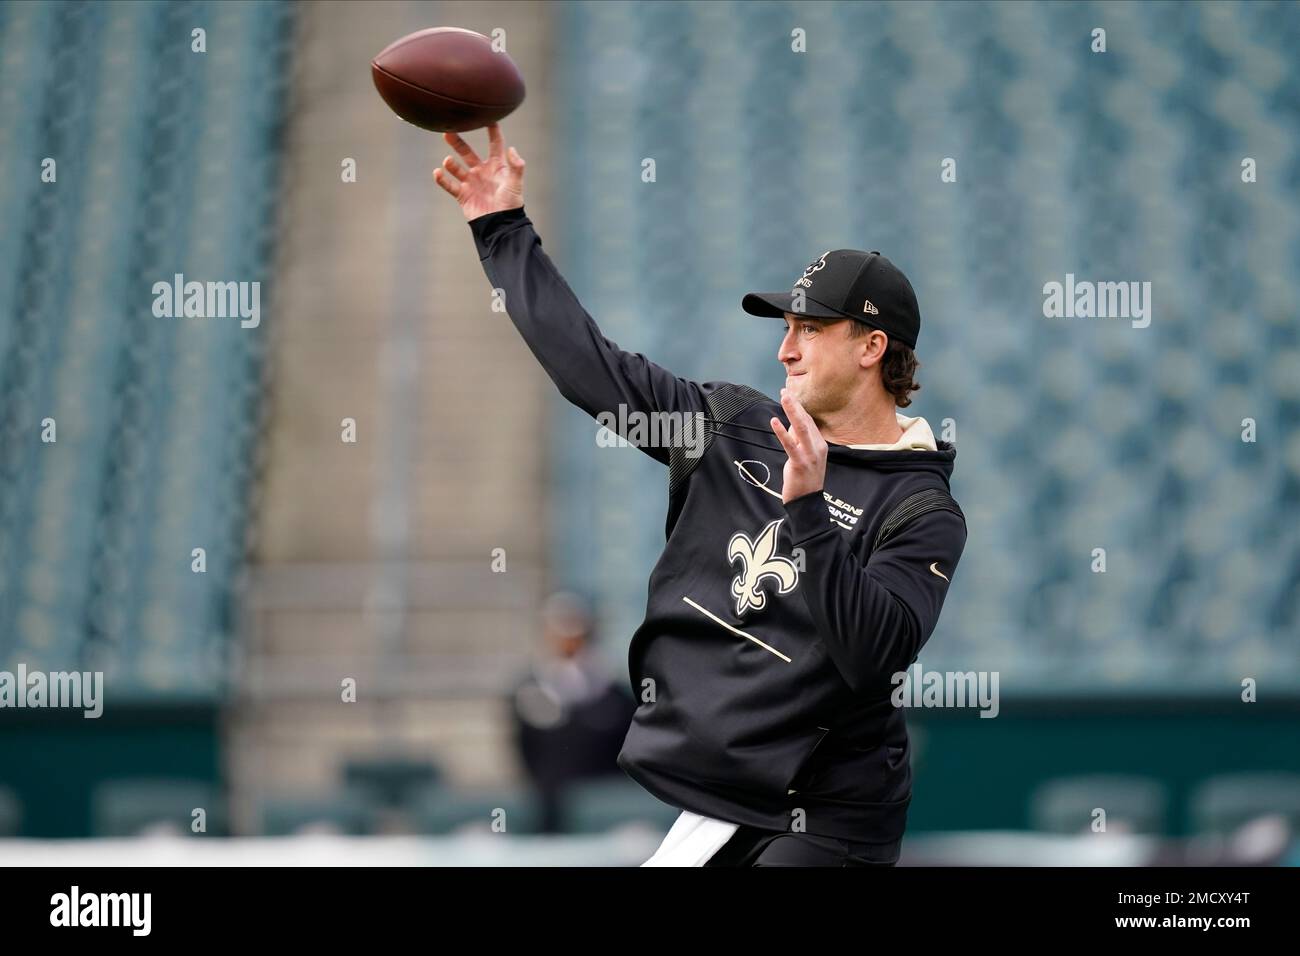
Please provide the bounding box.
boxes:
[929,562,949,582]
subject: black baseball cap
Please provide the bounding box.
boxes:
[741,249,921,349]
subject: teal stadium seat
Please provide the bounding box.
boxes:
[342,756,442,808]
[563,777,682,834]
[0,786,21,837]
[1029,775,1169,835]
[412,785,542,836]
[92,778,223,837]
[260,792,373,836]
[1189,772,1300,836]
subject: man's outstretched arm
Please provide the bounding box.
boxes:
[435,124,712,464]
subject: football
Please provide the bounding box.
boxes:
[371,27,526,133]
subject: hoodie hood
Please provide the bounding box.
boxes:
[824,412,955,483]
[846,412,937,451]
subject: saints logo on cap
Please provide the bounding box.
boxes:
[795,251,830,290]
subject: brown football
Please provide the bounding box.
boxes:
[371,27,525,133]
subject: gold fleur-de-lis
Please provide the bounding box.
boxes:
[727,518,800,617]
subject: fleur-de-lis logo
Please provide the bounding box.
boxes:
[727,518,800,617]
[801,251,830,282]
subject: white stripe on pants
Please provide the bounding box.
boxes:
[640,810,740,867]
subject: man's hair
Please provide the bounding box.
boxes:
[845,320,921,408]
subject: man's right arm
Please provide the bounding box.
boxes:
[469,206,713,464]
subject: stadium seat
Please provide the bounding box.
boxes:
[1189,772,1300,836]
[341,756,442,808]
[1029,775,1169,835]
[92,778,224,837]
[411,785,543,836]
[260,791,373,837]
[562,777,682,834]
[0,786,21,837]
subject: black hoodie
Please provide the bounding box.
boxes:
[470,207,967,842]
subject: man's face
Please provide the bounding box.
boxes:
[544,617,587,659]
[777,313,867,418]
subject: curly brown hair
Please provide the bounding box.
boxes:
[846,320,921,408]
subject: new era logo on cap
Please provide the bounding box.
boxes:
[741,248,922,349]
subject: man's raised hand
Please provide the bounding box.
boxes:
[772,389,828,504]
[432,123,525,221]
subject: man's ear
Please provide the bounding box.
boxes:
[859,330,889,368]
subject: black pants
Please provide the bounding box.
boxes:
[703,825,901,867]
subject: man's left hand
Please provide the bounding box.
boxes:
[771,389,828,504]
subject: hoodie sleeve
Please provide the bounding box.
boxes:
[782,490,967,695]
[469,206,711,466]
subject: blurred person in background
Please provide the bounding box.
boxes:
[507,592,636,833]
